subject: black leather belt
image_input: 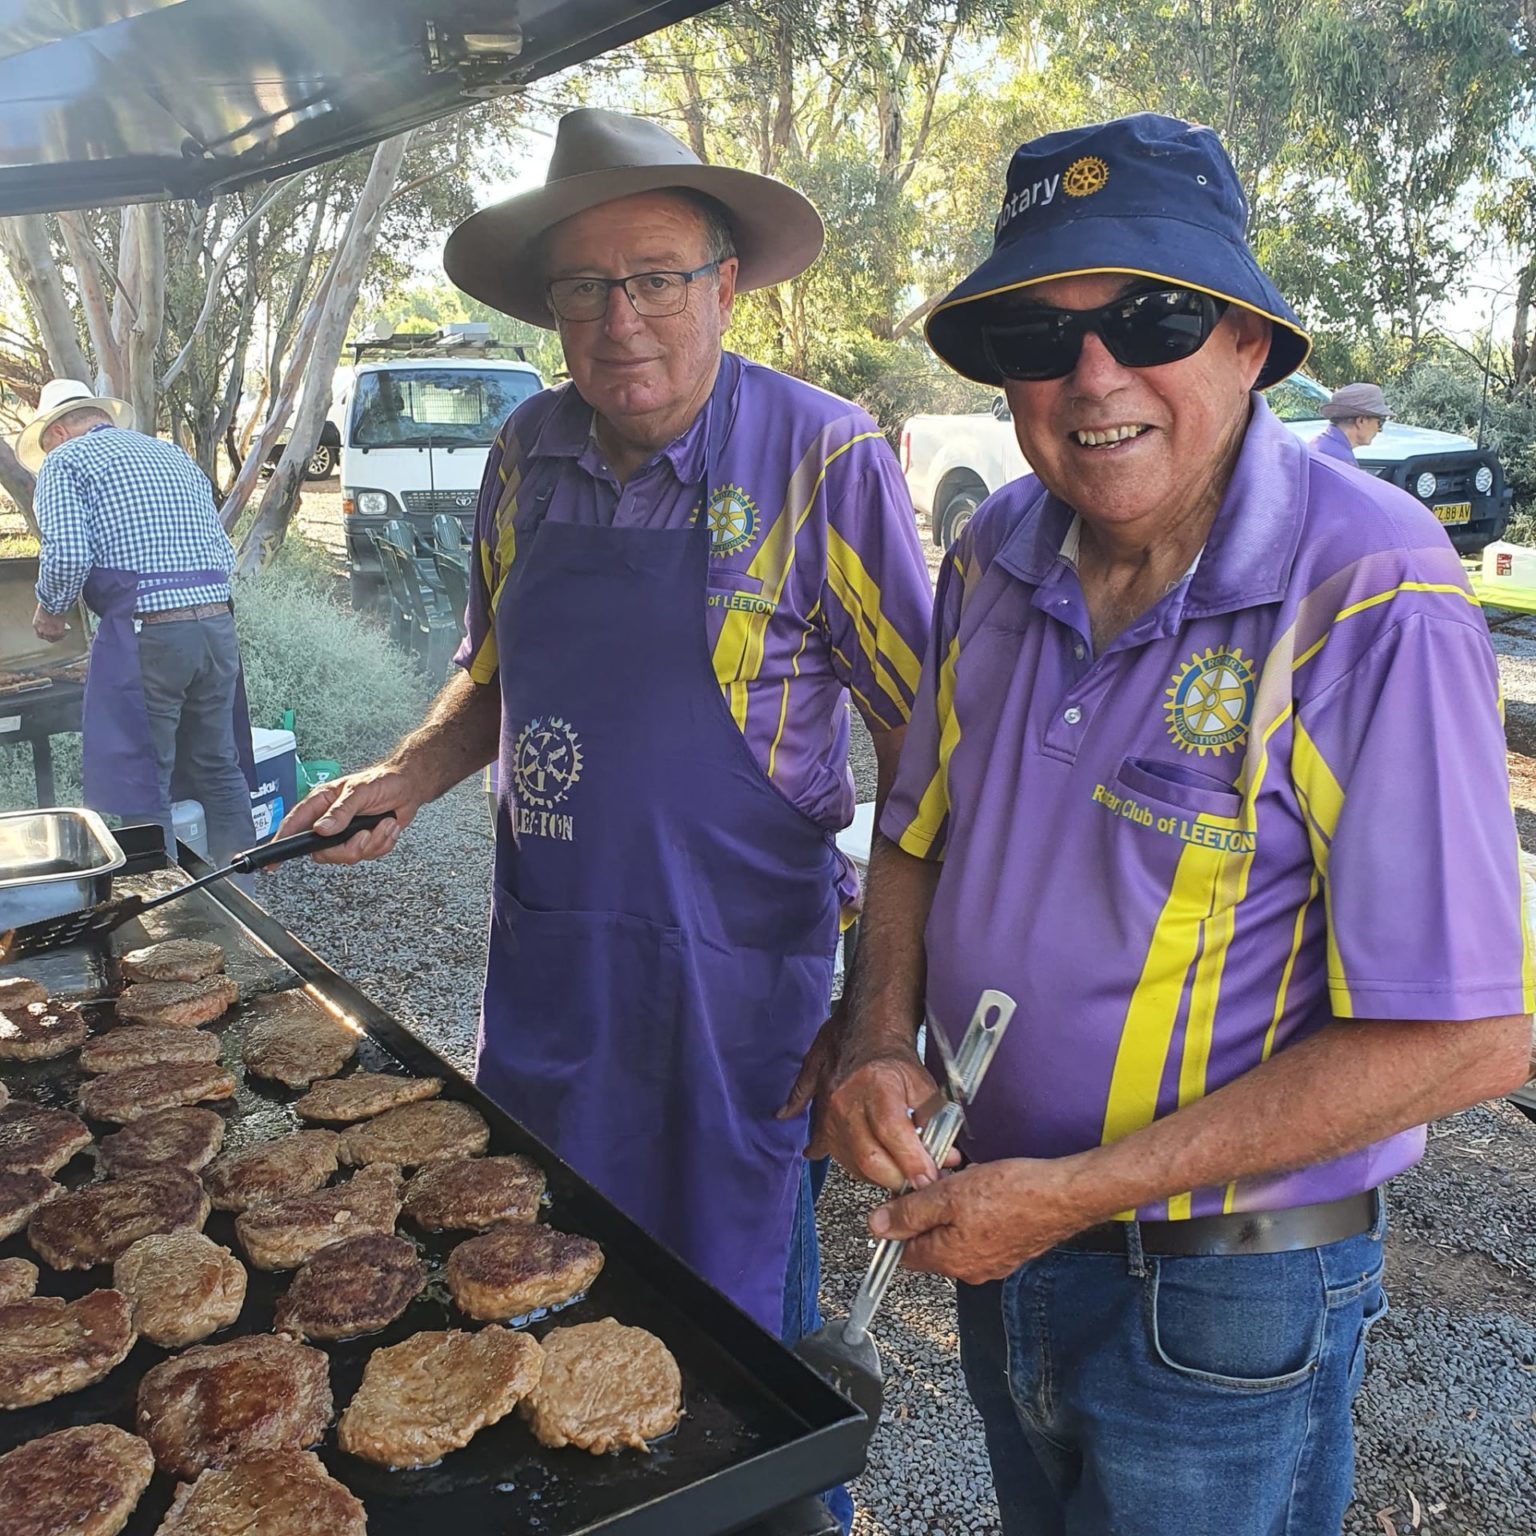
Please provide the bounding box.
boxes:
[137,602,231,624]
[1057,1191,1377,1257]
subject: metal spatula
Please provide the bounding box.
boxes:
[0,812,396,962]
[794,988,1016,1424]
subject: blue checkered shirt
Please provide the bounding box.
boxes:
[33,425,235,614]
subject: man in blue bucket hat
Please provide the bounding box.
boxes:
[805,114,1531,1533]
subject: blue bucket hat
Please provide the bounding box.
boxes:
[925,113,1310,389]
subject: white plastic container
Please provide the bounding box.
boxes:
[1482,541,1536,584]
[171,799,208,860]
[249,726,298,842]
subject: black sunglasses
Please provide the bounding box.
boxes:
[980,287,1230,382]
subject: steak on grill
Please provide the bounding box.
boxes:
[0,1423,155,1536]
[113,1229,246,1349]
[203,1129,340,1212]
[81,1025,222,1075]
[120,938,225,983]
[234,1162,403,1271]
[0,1290,137,1409]
[156,1450,366,1536]
[0,1167,60,1239]
[99,1105,226,1175]
[337,1326,544,1469]
[28,1165,210,1269]
[520,1317,682,1453]
[240,994,359,1089]
[0,1256,37,1303]
[116,975,238,1028]
[78,1061,236,1124]
[0,999,88,1061]
[0,1101,91,1174]
[445,1224,604,1322]
[0,976,47,1010]
[294,1070,443,1124]
[402,1153,545,1232]
[273,1232,424,1341]
[339,1098,489,1170]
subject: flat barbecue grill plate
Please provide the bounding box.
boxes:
[0,862,865,1534]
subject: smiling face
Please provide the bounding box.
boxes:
[997,274,1271,539]
[543,190,738,459]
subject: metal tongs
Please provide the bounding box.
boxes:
[795,987,1016,1424]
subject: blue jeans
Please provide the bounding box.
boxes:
[955,1203,1389,1536]
[783,1158,855,1534]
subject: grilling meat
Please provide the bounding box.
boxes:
[136,1332,334,1479]
[521,1318,682,1453]
[339,1098,490,1170]
[0,1079,7,1108]
[203,1129,340,1213]
[116,975,238,1029]
[294,1070,443,1124]
[28,1166,210,1270]
[0,1167,60,1239]
[100,1106,226,1176]
[0,1101,92,1174]
[156,1450,367,1536]
[81,1025,222,1075]
[79,1061,236,1124]
[445,1225,604,1322]
[241,995,359,1089]
[0,1423,155,1536]
[120,938,225,983]
[338,1325,543,1469]
[402,1153,545,1232]
[0,976,47,1010]
[234,1163,403,1271]
[0,999,88,1061]
[113,1230,247,1349]
[0,1290,137,1409]
[273,1232,424,1341]
[0,1257,38,1303]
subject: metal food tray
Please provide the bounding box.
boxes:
[0,809,125,930]
[0,856,866,1534]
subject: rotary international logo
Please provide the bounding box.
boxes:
[1164,649,1256,756]
[511,717,583,809]
[704,484,758,558]
[1063,156,1109,198]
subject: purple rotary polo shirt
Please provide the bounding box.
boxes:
[883,400,1531,1220]
[1310,422,1357,465]
[457,353,934,863]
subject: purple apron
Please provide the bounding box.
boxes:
[475,358,840,1331]
[79,566,255,818]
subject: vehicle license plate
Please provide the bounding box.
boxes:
[1434,502,1472,525]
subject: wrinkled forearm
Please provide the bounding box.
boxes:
[384,669,501,804]
[847,834,940,1052]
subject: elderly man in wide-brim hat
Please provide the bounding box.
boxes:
[280,109,932,1379]
[1313,379,1391,464]
[805,113,1531,1533]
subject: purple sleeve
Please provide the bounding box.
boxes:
[1297,610,1532,1021]
[453,422,515,684]
[820,438,933,731]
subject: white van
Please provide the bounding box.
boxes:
[341,330,543,606]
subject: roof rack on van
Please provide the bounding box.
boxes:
[348,322,529,365]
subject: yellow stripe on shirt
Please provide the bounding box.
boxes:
[826,524,924,707]
[1291,715,1350,1017]
[896,633,962,858]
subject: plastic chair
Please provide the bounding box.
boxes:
[366,531,415,650]
[433,513,469,556]
[377,536,458,681]
[432,549,470,633]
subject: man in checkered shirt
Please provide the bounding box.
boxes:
[23,378,255,864]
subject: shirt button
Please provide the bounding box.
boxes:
[1063,707,1082,725]
[1073,643,1086,661]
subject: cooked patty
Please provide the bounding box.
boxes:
[100,1105,226,1175]
[78,1061,236,1124]
[0,1167,60,1239]
[137,1333,333,1480]
[0,1256,38,1304]
[0,1290,137,1409]
[339,1098,489,1170]
[294,1070,443,1124]
[402,1153,545,1232]
[0,976,47,1010]
[156,1450,366,1536]
[116,975,238,1029]
[234,1163,403,1271]
[241,994,360,1089]
[120,938,225,983]
[81,1025,223,1074]
[337,1326,544,1469]
[0,1101,92,1174]
[203,1129,341,1212]
[520,1317,682,1453]
[445,1224,604,1321]
[0,999,88,1061]
[0,1423,155,1536]
[113,1230,247,1348]
[28,1166,210,1269]
[274,1232,424,1341]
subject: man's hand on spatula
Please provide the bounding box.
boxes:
[273,765,420,865]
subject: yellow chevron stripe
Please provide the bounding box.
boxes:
[1294,580,1479,670]
[826,526,924,696]
[896,633,961,857]
[1292,716,1350,1017]
[768,602,820,778]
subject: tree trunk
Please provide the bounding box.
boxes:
[0,438,37,534]
[234,133,412,575]
[1513,262,1536,391]
[0,215,92,383]
[124,206,166,433]
[55,212,126,397]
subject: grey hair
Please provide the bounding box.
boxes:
[42,406,112,449]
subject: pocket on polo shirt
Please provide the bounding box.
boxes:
[1115,756,1243,820]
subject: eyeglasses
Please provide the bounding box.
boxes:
[546,261,721,323]
[980,287,1230,382]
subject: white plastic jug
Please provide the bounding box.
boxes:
[1482,541,1536,584]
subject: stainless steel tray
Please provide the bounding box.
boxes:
[0,808,124,928]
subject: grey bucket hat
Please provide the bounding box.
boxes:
[443,109,826,328]
[1321,382,1391,421]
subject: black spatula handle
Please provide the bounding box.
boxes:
[232,811,398,873]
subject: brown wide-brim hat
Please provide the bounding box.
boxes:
[1321,382,1391,421]
[443,109,825,328]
